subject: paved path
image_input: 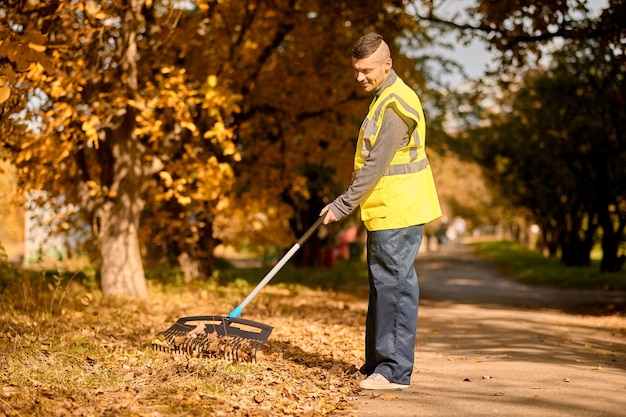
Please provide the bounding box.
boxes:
[352,242,626,417]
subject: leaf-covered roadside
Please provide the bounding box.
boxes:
[0,278,369,416]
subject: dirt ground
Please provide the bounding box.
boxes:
[351,242,626,417]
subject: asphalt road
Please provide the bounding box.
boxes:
[351,242,626,417]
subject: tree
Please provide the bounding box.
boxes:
[413,0,625,71]
[409,0,625,269]
[465,41,625,270]
[192,0,433,266]
[2,0,447,293]
[1,0,241,296]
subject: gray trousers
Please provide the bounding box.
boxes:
[360,224,424,385]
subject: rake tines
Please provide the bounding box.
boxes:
[152,316,272,362]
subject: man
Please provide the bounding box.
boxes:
[320,33,442,390]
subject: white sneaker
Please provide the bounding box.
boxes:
[359,373,410,390]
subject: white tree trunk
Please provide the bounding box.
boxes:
[96,107,148,298]
[98,202,147,298]
[177,252,202,283]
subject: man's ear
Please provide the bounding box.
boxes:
[385,58,392,73]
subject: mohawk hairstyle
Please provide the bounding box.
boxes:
[352,32,384,59]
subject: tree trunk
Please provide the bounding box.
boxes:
[561,239,593,267]
[560,213,596,267]
[176,235,217,282]
[599,210,623,273]
[177,252,202,283]
[98,201,147,297]
[96,0,148,298]
[291,208,326,267]
[95,111,148,298]
[540,224,560,257]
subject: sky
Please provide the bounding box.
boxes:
[418,0,492,87]
[441,38,492,86]
[425,0,609,87]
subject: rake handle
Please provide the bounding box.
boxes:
[228,216,325,318]
[298,215,325,246]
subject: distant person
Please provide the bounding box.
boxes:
[435,216,449,245]
[320,33,442,390]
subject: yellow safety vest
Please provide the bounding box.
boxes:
[355,76,442,231]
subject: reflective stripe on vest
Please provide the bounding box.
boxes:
[363,94,423,148]
[383,158,429,176]
[390,93,422,147]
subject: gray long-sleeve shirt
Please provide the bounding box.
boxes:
[329,70,416,220]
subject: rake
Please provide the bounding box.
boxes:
[152,216,325,361]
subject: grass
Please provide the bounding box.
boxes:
[470,241,626,291]
[214,258,370,292]
[0,259,365,417]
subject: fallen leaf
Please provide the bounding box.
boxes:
[0,85,10,104]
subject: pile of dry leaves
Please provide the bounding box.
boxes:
[0,278,370,416]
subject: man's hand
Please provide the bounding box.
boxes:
[320,205,338,225]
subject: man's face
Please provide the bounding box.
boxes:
[352,52,391,93]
